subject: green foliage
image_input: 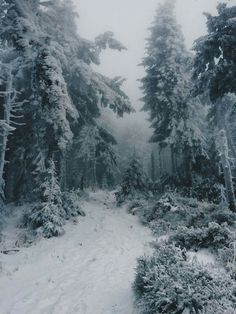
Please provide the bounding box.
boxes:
[134,244,236,314]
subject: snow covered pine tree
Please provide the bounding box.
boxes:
[0,0,132,236]
[193,3,236,211]
[116,153,148,204]
[141,0,205,185]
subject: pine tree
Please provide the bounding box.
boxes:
[193,3,236,211]
[0,62,22,201]
[27,160,65,238]
[141,0,204,180]
[193,3,236,101]
[75,125,100,189]
[116,153,148,204]
[96,138,118,188]
[150,150,156,182]
[0,0,132,201]
[74,125,119,189]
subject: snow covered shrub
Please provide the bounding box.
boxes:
[133,244,236,314]
[181,177,222,203]
[140,193,190,228]
[62,189,85,219]
[208,207,236,226]
[169,222,234,251]
[218,242,236,279]
[29,203,65,238]
[116,154,149,205]
[127,199,148,216]
[139,193,236,235]
[149,219,172,237]
[27,160,65,238]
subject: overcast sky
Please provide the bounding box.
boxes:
[75,0,235,109]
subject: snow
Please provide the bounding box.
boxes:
[187,249,216,266]
[0,191,153,314]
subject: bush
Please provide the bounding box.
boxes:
[133,245,236,314]
[169,222,235,251]
[62,189,85,219]
[217,242,236,279]
[140,193,187,224]
[28,202,65,238]
[149,219,173,237]
[139,193,236,235]
[182,177,222,203]
[115,155,149,205]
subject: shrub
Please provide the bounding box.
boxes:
[182,177,222,203]
[139,193,236,234]
[149,219,173,237]
[127,199,145,214]
[140,193,187,224]
[116,155,149,205]
[62,189,85,219]
[169,222,234,251]
[28,202,65,238]
[133,245,236,314]
[217,242,236,279]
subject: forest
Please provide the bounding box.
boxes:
[0,0,236,313]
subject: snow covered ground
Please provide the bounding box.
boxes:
[0,191,153,314]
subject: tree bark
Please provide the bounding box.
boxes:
[217,102,236,211]
[150,151,155,182]
[0,66,15,200]
[219,130,236,212]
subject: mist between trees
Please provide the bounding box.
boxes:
[0,0,236,232]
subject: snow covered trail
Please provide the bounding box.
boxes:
[0,191,153,314]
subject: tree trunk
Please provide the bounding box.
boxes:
[0,67,14,200]
[159,146,163,176]
[171,145,176,175]
[150,150,155,182]
[219,130,236,212]
[59,150,67,191]
[217,102,236,212]
[92,147,97,191]
[80,175,84,191]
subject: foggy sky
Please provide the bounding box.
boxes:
[75,0,235,109]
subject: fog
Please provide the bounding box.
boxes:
[75,0,235,110]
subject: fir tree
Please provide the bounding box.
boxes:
[193,3,236,101]
[74,125,119,189]
[0,0,132,201]
[116,153,148,204]
[28,159,65,238]
[75,125,100,189]
[96,142,118,188]
[150,150,156,182]
[141,0,205,180]
[193,3,236,211]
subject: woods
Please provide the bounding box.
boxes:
[0,1,236,313]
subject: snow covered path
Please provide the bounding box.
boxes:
[0,191,153,314]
